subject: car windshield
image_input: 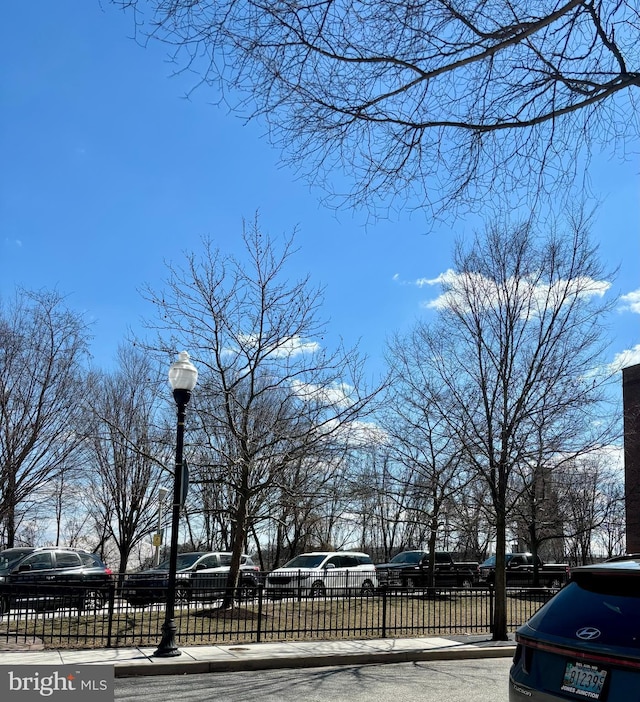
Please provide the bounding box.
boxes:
[390,552,424,564]
[0,549,34,571]
[156,553,204,571]
[481,556,496,567]
[282,554,328,569]
[527,574,640,649]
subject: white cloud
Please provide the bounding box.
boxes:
[334,420,388,447]
[420,269,611,315]
[291,380,354,407]
[392,271,455,287]
[620,288,640,314]
[233,333,320,358]
[311,417,388,448]
[595,444,624,473]
[415,270,456,288]
[271,336,321,357]
[610,344,640,372]
[345,420,388,447]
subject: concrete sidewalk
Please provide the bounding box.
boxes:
[0,635,516,677]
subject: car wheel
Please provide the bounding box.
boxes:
[236,582,258,601]
[404,577,416,592]
[310,581,326,598]
[0,596,10,616]
[360,580,375,597]
[549,578,562,589]
[78,589,106,613]
[175,587,191,605]
[461,577,473,589]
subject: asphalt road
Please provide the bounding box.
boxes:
[114,658,513,701]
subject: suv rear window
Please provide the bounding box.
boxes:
[527,574,640,649]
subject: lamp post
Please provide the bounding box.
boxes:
[153,350,198,658]
[154,486,170,567]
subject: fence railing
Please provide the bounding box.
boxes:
[0,575,557,649]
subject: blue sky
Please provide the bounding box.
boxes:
[2,1,639,387]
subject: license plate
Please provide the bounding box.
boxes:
[561,661,607,699]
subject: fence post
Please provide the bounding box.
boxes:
[106,580,116,649]
[256,583,263,643]
[381,585,387,639]
[488,585,494,634]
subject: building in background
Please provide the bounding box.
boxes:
[623,363,640,553]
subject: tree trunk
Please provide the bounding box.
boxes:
[492,510,509,641]
[222,468,250,609]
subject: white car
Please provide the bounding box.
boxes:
[265,551,377,597]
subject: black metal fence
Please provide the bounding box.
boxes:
[0,577,557,649]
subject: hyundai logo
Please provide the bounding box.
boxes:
[576,627,601,640]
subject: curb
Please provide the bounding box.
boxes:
[0,636,45,652]
[114,644,517,678]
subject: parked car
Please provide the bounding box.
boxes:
[121,551,260,606]
[605,552,640,562]
[509,557,640,700]
[265,551,378,598]
[479,552,570,588]
[0,546,113,616]
[375,551,478,590]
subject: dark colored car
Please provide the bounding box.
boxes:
[122,551,260,606]
[509,558,640,700]
[479,552,569,588]
[375,550,477,590]
[0,546,113,616]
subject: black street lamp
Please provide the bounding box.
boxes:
[153,350,198,658]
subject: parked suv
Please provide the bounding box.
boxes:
[122,551,260,606]
[265,551,378,598]
[510,557,640,700]
[0,546,113,616]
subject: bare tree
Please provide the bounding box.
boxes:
[0,289,90,547]
[442,477,494,561]
[118,1,640,219]
[365,449,419,561]
[405,214,617,639]
[381,344,471,582]
[594,470,626,558]
[82,346,171,575]
[559,455,623,564]
[142,219,379,606]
